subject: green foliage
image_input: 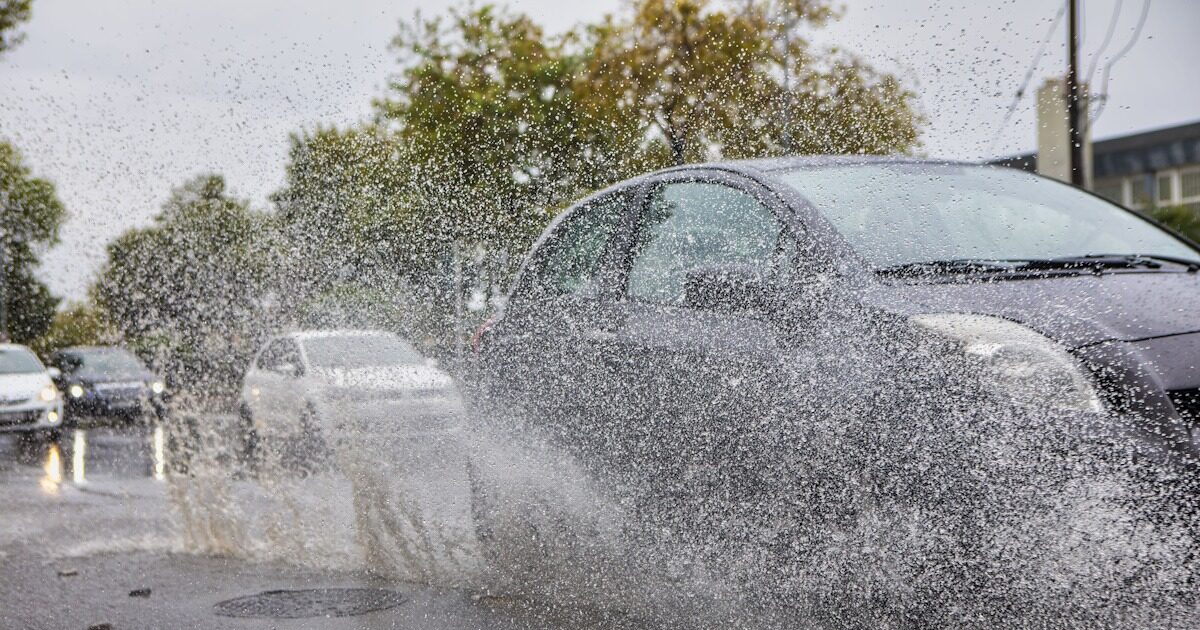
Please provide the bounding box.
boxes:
[1148,205,1200,244]
[579,0,920,164]
[377,5,614,252]
[0,140,65,343]
[0,0,31,57]
[29,301,117,357]
[273,126,417,299]
[93,174,272,405]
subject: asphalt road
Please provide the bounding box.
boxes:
[0,424,641,630]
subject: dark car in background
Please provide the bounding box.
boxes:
[474,157,1200,469]
[49,346,166,424]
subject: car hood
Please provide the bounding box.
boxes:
[861,271,1200,349]
[0,372,51,399]
[309,365,454,391]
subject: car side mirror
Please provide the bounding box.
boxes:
[46,367,61,379]
[684,264,779,312]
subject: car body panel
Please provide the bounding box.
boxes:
[858,271,1200,349]
[0,346,64,433]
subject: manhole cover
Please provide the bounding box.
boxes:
[214,588,406,619]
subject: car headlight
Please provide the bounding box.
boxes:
[911,313,1103,413]
[68,384,85,399]
[38,385,59,403]
[149,380,165,395]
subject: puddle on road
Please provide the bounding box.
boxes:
[18,425,169,495]
[213,588,407,619]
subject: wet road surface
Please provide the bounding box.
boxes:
[0,423,635,630]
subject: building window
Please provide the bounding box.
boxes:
[1093,179,1124,204]
[1130,175,1152,209]
[1181,168,1200,203]
[1157,172,1175,206]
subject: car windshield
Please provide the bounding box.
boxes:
[302,335,424,369]
[777,163,1200,268]
[0,347,44,375]
[67,349,148,379]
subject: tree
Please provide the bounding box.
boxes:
[271,127,452,345]
[0,0,31,57]
[374,6,640,355]
[93,175,272,404]
[578,0,920,165]
[1149,205,1200,244]
[377,5,616,254]
[30,301,117,356]
[0,140,65,343]
[272,126,415,303]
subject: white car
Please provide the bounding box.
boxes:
[239,330,464,464]
[0,344,65,437]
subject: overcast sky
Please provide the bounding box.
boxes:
[1,0,1197,300]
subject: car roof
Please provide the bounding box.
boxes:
[0,343,35,352]
[673,154,983,176]
[57,345,133,354]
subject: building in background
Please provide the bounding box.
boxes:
[994,76,1200,213]
[1089,121,1200,212]
[1032,78,1094,189]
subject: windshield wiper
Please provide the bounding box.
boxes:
[1012,254,1200,273]
[876,259,1020,277]
[878,254,1200,278]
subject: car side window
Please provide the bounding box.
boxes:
[257,339,298,371]
[279,340,304,374]
[51,353,80,373]
[256,340,281,370]
[626,181,782,305]
[522,192,628,301]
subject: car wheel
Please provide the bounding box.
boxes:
[291,402,330,475]
[236,402,260,470]
[465,459,500,565]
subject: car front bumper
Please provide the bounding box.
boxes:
[65,396,159,419]
[0,400,65,433]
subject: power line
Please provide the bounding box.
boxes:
[1090,0,1151,127]
[985,3,1068,156]
[1085,0,1123,88]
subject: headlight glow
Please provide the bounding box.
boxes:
[68,384,85,399]
[150,380,165,395]
[39,385,59,403]
[911,313,1103,413]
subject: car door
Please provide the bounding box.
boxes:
[604,173,799,487]
[482,188,636,453]
[246,337,306,435]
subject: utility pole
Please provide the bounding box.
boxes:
[1066,0,1084,187]
[0,190,8,343]
[0,228,7,343]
